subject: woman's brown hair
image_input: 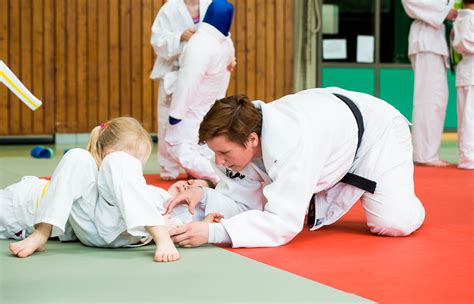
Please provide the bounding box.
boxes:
[199,94,262,147]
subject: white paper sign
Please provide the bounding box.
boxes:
[322,39,347,60]
[356,35,374,63]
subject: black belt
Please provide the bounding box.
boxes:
[307,93,377,226]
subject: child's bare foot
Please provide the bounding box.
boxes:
[9,223,52,258]
[415,160,449,167]
[147,225,180,262]
[154,237,180,263]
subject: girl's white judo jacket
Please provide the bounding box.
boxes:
[453,9,474,87]
[150,0,210,80]
[203,88,425,247]
[402,0,453,63]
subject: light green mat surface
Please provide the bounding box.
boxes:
[1,240,372,304]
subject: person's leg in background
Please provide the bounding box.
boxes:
[456,85,474,169]
[157,79,181,180]
[411,52,449,166]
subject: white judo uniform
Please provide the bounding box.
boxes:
[204,88,425,248]
[452,9,474,169]
[402,0,454,163]
[0,149,189,247]
[163,23,235,184]
[150,0,210,179]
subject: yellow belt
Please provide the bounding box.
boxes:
[36,181,50,208]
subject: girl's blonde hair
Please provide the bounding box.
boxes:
[86,117,153,167]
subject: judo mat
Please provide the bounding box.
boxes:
[1,178,371,303]
[225,166,474,304]
[1,144,472,303]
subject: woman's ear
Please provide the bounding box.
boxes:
[247,132,259,148]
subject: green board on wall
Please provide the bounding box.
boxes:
[321,67,458,129]
[322,68,375,96]
[379,68,458,129]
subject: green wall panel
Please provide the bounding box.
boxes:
[379,69,414,121]
[322,68,375,96]
[379,68,458,129]
[321,67,458,130]
[446,72,458,129]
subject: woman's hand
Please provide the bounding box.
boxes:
[164,186,204,215]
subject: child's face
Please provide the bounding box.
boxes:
[168,179,209,196]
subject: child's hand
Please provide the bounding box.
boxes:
[446,9,458,21]
[203,213,224,223]
[180,28,196,41]
[227,57,237,72]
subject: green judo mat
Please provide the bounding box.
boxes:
[1,240,372,303]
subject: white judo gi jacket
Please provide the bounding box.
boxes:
[453,9,474,87]
[168,22,235,120]
[402,0,453,61]
[150,0,210,80]
[204,88,425,247]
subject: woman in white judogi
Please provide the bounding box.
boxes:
[150,0,210,180]
[402,0,457,166]
[4,117,180,262]
[165,88,426,248]
[452,3,474,169]
[163,0,235,185]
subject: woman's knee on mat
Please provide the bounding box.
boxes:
[367,204,425,236]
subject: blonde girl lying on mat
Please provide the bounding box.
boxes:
[2,117,219,262]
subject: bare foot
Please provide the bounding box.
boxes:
[154,237,180,263]
[9,224,51,258]
[146,225,180,262]
[415,160,449,167]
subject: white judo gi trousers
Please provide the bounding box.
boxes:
[313,116,426,236]
[2,149,171,247]
[456,84,474,169]
[410,53,449,163]
[157,79,181,179]
[452,10,474,169]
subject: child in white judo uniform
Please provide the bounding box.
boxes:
[452,1,474,169]
[402,0,458,167]
[161,0,235,185]
[150,0,211,181]
[4,117,183,262]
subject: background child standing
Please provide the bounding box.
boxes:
[150,0,210,181]
[452,0,474,169]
